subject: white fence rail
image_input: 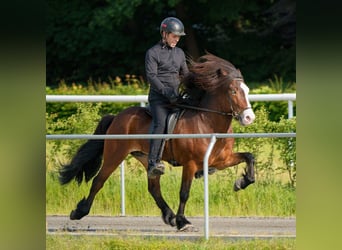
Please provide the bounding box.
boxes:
[46,93,296,118]
[46,94,296,240]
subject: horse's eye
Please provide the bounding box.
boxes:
[231,90,236,95]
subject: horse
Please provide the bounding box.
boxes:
[58,53,256,231]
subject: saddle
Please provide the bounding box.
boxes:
[145,107,185,136]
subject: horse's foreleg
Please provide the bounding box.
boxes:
[233,152,255,191]
[134,154,177,227]
[148,177,176,227]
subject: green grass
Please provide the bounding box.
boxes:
[46,158,295,217]
[46,235,296,250]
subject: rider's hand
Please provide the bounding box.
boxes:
[162,87,178,104]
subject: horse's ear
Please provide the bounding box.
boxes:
[217,68,228,76]
[236,69,243,78]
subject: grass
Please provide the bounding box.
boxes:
[46,167,295,249]
[46,235,296,250]
[46,157,295,217]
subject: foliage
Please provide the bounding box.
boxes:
[275,117,296,187]
[46,76,149,120]
[250,75,296,121]
[46,102,102,169]
[46,107,296,217]
[46,103,296,183]
[233,107,296,187]
[46,164,295,217]
[46,78,295,122]
[47,0,295,85]
[46,82,296,186]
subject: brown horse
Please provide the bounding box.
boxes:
[59,53,256,231]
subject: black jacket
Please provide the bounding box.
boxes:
[145,41,188,100]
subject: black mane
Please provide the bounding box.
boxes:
[179,53,242,105]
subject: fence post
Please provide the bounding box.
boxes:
[203,135,217,240]
[120,161,125,216]
[288,100,293,119]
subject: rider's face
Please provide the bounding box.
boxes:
[163,32,181,48]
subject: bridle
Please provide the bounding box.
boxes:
[175,103,252,120]
[174,103,236,117]
[175,78,252,119]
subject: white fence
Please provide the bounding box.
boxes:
[46,94,296,239]
[46,93,296,118]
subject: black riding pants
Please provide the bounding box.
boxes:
[148,94,173,161]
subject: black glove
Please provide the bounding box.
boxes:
[162,87,178,104]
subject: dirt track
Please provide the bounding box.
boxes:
[47,215,295,240]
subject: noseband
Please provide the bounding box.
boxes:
[230,106,252,120]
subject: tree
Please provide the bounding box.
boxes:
[46,0,295,85]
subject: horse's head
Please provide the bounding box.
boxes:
[226,76,255,126]
[180,53,255,126]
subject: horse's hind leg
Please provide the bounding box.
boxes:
[70,142,129,220]
[233,152,255,191]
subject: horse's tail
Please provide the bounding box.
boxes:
[59,114,115,185]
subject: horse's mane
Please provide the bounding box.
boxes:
[179,53,243,105]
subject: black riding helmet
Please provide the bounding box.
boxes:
[160,17,186,36]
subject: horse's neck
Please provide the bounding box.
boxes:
[195,93,233,133]
[200,91,230,115]
[204,113,232,133]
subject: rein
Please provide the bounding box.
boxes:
[175,103,236,117]
[174,103,252,120]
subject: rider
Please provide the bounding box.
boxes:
[145,17,189,178]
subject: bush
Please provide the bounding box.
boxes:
[46,76,149,120]
[275,117,296,187]
[46,104,296,186]
[46,102,102,170]
[233,107,296,187]
[46,79,296,185]
[250,75,296,121]
[47,77,296,122]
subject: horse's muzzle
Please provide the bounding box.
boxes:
[239,108,255,126]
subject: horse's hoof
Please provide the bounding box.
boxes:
[234,176,255,191]
[147,164,165,179]
[170,217,176,227]
[162,213,176,227]
[70,209,85,220]
[178,224,198,232]
[70,210,79,220]
[233,180,242,192]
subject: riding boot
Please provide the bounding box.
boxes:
[147,139,165,178]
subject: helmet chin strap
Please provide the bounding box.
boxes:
[161,32,170,47]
